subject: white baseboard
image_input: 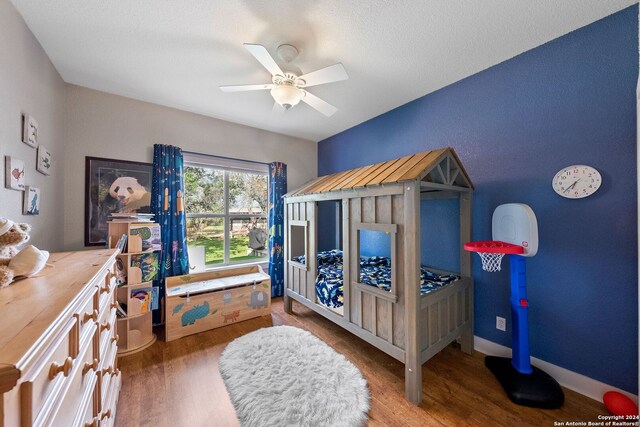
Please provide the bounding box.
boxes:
[473,336,638,404]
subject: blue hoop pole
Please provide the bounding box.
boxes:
[509,254,533,374]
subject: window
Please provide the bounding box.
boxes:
[184,154,268,267]
[356,222,397,302]
[288,221,308,267]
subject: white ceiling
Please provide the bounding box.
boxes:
[11,0,636,142]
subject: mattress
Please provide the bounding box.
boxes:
[293,250,459,309]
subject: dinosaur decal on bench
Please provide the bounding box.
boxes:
[181,301,210,326]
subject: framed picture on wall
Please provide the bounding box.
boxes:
[22,114,38,148]
[23,186,40,215]
[85,156,153,246]
[36,145,52,175]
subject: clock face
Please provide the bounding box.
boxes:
[552,165,601,199]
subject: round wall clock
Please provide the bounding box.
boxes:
[552,165,602,199]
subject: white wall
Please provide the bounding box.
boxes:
[64,85,317,250]
[0,1,66,252]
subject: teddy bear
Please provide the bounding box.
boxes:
[0,218,49,288]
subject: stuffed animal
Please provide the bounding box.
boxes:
[0,218,49,288]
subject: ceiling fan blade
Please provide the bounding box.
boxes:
[271,102,285,115]
[301,91,338,117]
[298,63,348,87]
[219,84,273,93]
[244,43,284,76]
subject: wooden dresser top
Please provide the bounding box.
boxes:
[0,249,118,390]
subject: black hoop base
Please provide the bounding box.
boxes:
[485,356,564,409]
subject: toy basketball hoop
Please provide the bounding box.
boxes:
[464,240,524,272]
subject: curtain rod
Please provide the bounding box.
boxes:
[182,150,270,166]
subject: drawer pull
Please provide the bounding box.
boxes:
[101,366,114,376]
[100,322,111,332]
[84,417,98,427]
[83,358,99,375]
[101,409,112,420]
[49,357,73,380]
[112,334,120,344]
[82,309,98,323]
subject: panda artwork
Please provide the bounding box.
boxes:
[85,157,153,246]
[108,176,151,213]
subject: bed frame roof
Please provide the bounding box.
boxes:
[286,147,473,198]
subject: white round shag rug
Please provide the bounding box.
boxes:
[219,325,370,427]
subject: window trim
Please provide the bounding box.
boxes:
[184,154,269,268]
[353,222,398,303]
[287,220,309,271]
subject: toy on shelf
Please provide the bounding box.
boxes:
[464,203,564,409]
[107,218,160,356]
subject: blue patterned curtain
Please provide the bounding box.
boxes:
[151,144,189,324]
[268,162,287,297]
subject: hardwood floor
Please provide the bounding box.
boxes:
[116,298,606,427]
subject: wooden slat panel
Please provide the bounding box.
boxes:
[350,160,395,188]
[299,175,340,195]
[376,299,391,342]
[324,168,363,192]
[397,148,448,182]
[307,201,317,300]
[361,197,375,223]
[391,194,405,348]
[357,157,403,187]
[284,147,473,198]
[333,163,382,190]
[429,300,438,345]
[342,200,350,322]
[366,155,413,186]
[362,292,374,333]
[403,182,421,404]
[312,169,356,193]
[350,198,362,327]
[381,153,431,184]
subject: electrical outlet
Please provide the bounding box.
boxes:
[496,316,506,331]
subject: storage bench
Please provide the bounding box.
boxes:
[165,264,271,341]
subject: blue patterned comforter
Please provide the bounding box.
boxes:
[293,250,459,309]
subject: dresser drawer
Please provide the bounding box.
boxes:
[98,338,117,412]
[74,286,99,343]
[45,321,97,427]
[98,264,116,315]
[98,305,117,356]
[73,364,98,427]
[99,367,120,427]
[19,317,77,426]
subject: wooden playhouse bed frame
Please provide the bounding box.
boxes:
[283,147,474,404]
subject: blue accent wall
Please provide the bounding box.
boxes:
[318,6,638,393]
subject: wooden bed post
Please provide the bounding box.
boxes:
[403,181,422,404]
[283,200,292,314]
[460,192,473,353]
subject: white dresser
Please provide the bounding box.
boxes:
[0,249,121,427]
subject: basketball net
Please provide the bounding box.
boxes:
[476,252,505,272]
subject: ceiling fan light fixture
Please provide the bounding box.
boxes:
[270,85,304,110]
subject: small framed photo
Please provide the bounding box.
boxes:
[37,145,52,175]
[23,186,40,215]
[23,114,38,148]
[5,156,25,191]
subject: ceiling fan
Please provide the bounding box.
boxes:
[220,43,348,117]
